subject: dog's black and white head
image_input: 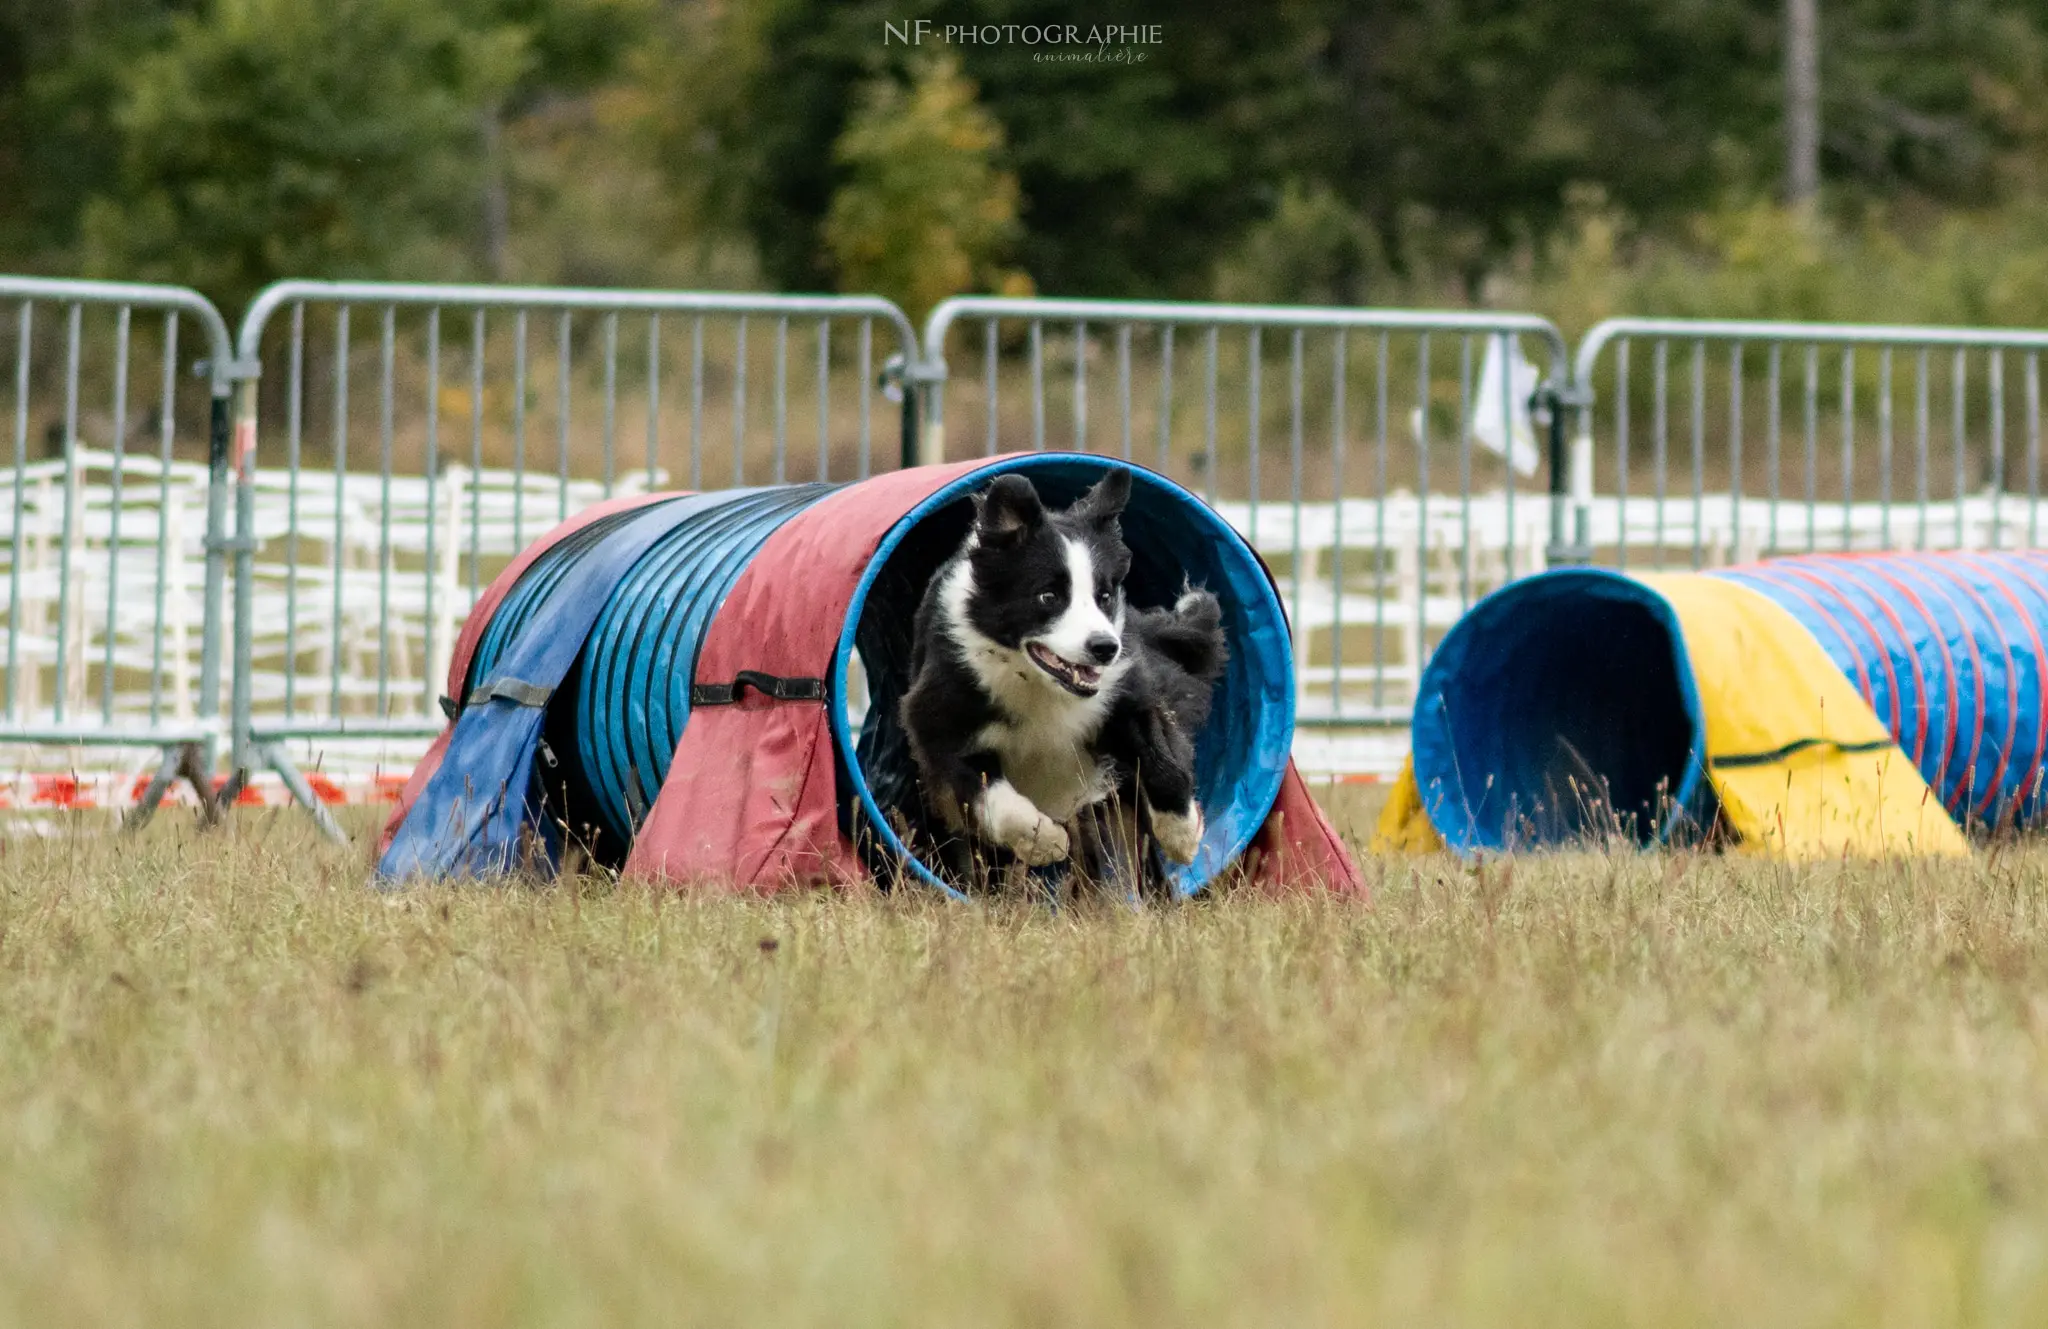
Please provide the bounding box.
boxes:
[942,470,1134,701]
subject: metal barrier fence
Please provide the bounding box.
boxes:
[12,273,2048,823]
[0,276,241,822]
[919,297,1574,737]
[226,282,922,831]
[1570,318,2048,570]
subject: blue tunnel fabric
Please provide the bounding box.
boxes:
[574,485,837,845]
[832,455,1297,897]
[467,505,650,685]
[1715,553,2048,826]
[1410,550,2048,855]
[378,492,736,880]
[455,484,839,855]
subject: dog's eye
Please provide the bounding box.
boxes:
[1037,590,1059,608]
[1095,586,1115,609]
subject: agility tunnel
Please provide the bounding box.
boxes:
[1378,550,2048,858]
[376,454,1362,898]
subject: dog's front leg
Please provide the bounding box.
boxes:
[975,779,1070,866]
[1145,795,1203,867]
[902,670,1069,868]
[1132,716,1203,866]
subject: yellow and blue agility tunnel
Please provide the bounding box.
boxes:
[1382,550,2048,858]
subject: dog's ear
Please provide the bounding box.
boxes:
[1072,468,1132,527]
[975,474,1045,546]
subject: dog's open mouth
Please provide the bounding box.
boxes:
[1026,642,1103,697]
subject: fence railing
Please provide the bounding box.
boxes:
[7,275,2048,817]
[1570,317,2048,570]
[222,281,923,829]
[920,297,1576,727]
[0,275,242,822]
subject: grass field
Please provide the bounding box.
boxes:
[3,802,2048,1327]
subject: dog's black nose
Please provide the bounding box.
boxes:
[1085,634,1120,664]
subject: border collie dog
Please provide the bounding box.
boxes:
[899,470,1227,891]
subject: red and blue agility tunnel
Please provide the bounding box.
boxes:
[377,455,1363,898]
[1396,549,2048,856]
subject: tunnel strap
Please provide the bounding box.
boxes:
[690,671,827,705]
[467,677,554,709]
[1709,736,1895,770]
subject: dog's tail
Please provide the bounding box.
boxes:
[1154,585,1229,681]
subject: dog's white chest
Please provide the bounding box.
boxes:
[934,554,1122,823]
[975,713,1112,822]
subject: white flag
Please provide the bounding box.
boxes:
[1468,333,1542,477]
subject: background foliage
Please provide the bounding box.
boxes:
[5,0,2048,327]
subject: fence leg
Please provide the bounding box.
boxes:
[265,742,348,845]
[122,739,223,832]
[122,746,181,832]
[182,740,224,826]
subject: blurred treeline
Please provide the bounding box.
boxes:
[6,0,2048,334]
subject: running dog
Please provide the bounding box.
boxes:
[898,469,1227,891]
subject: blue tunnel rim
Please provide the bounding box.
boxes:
[1410,566,1711,855]
[829,452,1297,901]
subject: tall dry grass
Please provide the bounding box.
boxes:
[1,809,2046,1326]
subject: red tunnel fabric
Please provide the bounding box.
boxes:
[1250,763,1367,896]
[624,457,1364,898]
[624,461,989,888]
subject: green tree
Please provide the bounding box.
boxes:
[1817,0,2048,202]
[0,0,189,271]
[3,0,666,291]
[1212,180,1387,306]
[459,0,655,280]
[10,0,2048,309]
[79,0,522,310]
[1306,0,1783,292]
[719,0,2048,304]
[821,57,1026,321]
[722,0,1325,299]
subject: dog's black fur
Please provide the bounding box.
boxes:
[1064,587,1231,893]
[898,469,1227,894]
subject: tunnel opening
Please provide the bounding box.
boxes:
[835,456,1296,897]
[1411,570,1712,852]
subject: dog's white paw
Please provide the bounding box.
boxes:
[979,781,1070,866]
[1152,801,1204,864]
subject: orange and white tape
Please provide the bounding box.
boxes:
[0,769,409,811]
